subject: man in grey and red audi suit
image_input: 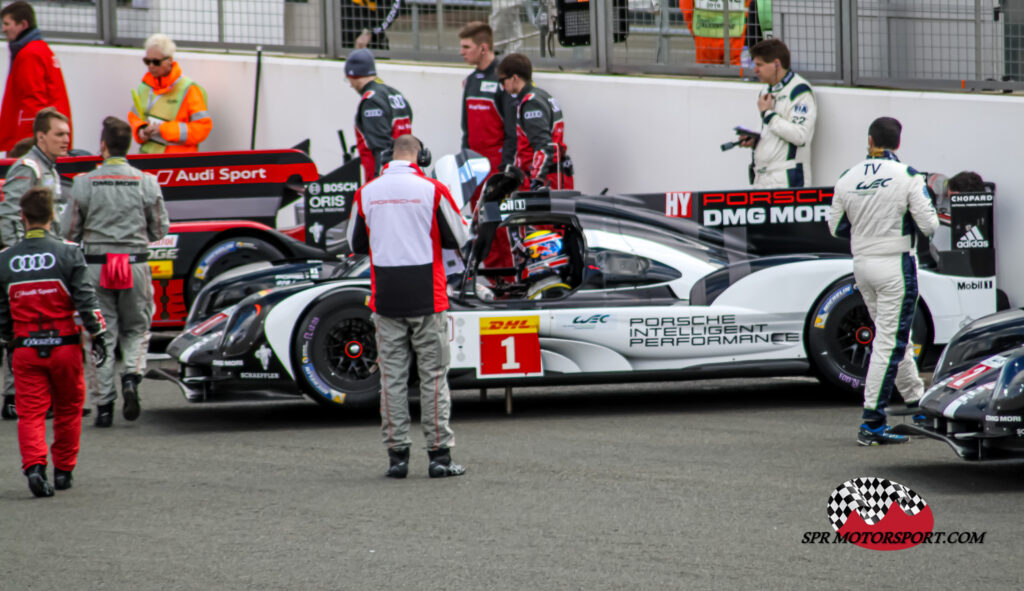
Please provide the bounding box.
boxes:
[63,116,169,428]
[346,135,469,480]
[0,187,107,498]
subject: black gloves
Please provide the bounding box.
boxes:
[529,178,546,191]
[91,332,108,367]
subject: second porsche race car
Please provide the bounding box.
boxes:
[162,167,994,409]
[891,307,1024,460]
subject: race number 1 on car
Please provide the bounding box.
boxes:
[478,316,542,378]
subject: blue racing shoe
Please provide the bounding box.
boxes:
[858,424,910,446]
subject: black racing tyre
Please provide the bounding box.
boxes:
[186,237,285,304]
[292,291,380,409]
[806,276,930,398]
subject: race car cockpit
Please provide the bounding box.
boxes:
[461,169,586,302]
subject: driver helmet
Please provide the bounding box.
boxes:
[517,229,568,283]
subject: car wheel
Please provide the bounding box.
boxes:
[186,237,284,304]
[806,276,930,398]
[292,291,380,408]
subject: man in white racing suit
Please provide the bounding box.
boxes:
[828,116,938,446]
[739,39,816,188]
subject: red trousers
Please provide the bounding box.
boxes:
[14,344,86,471]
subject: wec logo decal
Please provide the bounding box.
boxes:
[9,253,56,272]
[855,178,892,190]
[573,314,609,324]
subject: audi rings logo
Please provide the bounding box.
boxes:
[9,253,56,272]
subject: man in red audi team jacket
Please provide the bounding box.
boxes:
[0,187,107,497]
[346,135,469,480]
[0,1,72,153]
[497,53,574,191]
[459,21,516,209]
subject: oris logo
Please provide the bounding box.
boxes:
[9,253,56,272]
[309,195,346,209]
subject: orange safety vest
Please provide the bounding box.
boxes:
[679,0,750,65]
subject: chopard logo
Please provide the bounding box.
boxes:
[9,253,56,272]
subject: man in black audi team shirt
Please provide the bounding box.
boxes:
[497,53,574,190]
[345,49,413,183]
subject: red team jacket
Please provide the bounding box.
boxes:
[0,33,72,151]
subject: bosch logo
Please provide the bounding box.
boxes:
[309,195,347,208]
[307,182,321,195]
[9,253,56,272]
[363,108,383,117]
[321,182,359,193]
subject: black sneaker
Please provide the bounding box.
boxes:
[386,447,409,479]
[858,424,910,446]
[54,468,73,491]
[122,374,141,421]
[25,464,54,498]
[427,448,466,478]
[1,395,15,420]
[94,402,114,428]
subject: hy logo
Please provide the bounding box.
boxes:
[956,225,989,249]
[827,477,934,551]
[255,344,273,371]
[309,221,324,244]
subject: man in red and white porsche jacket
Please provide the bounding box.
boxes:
[0,187,107,497]
[346,135,469,480]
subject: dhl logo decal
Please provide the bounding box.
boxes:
[479,316,539,335]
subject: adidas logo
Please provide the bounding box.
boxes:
[956,225,989,249]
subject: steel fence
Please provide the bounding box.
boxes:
[25,0,1024,91]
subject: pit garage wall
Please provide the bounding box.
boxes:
[5,44,1023,305]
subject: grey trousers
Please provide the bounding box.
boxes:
[373,311,455,451]
[87,263,154,405]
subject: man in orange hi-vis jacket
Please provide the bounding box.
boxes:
[680,0,755,66]
[127,33,211,154]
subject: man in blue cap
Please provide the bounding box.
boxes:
[345,49,413,182]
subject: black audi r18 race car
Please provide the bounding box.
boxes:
[892,308,1024,460]
[159,159,1001,411]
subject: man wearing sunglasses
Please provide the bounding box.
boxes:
[127,33,212,154]
[0,1,72,154]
